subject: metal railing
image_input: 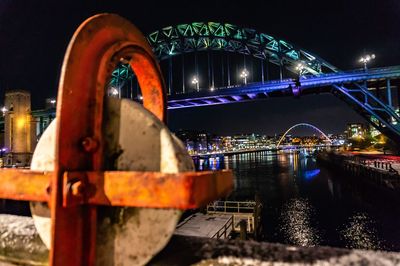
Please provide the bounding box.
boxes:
[207,201,256,233]
[211,215,234,239]
[207,200,256,214]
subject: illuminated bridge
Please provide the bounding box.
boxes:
[107,22,400,142]
[276,123,332,148]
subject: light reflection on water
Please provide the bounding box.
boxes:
[194,150,400,251]
[340,213,381,250]
[279,198,320,247]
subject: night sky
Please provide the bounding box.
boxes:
[0,0,399,135]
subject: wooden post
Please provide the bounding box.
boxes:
[239,220,247,240]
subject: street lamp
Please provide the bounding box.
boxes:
[1,107,7,116]
[192,76,199,91]
[240,69,249,85]
[109,87,119,97]
[359,54,375,71]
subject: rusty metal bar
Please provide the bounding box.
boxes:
[74,170,233,209]
[50,14,169,265]
[0,169,50,202]
[0,169,233,210]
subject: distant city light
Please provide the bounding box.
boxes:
[50,99,56,104]
[240,69,249,84]
[210,87,215,92]
[138,94,143,100]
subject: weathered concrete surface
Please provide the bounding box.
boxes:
[0,214,48,265]
[174,213,233,238]
[2,214,400,265]
[149,235,400,265]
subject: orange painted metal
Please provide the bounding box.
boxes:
[0,169,50,202]
[0,169,233,210]
[65,170,234,209]
[51,14,168,265]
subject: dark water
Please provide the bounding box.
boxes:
[194,150,400,251]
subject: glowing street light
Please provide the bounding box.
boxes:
[359,54,375,71]
[240,69,249,85]
[110,87,119,96]
[210,86,215,92]
[1,106,7,116]
[192,76,199,91]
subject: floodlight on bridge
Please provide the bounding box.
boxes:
[192,76,199,91]
[359,54,375,70]
[240,69,249,85]
[296,62,306,75]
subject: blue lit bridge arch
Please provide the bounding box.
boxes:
[107,21,400,144]
[276,123,332,148]
[108,21,338,95]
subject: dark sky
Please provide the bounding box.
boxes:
[0,0,399,135]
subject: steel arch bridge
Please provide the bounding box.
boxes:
[146,22,338,74]
[109,21,338,89]
[276,123,332,148]
[108,22,400,144]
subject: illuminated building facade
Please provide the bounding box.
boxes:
[0,90,56,166]
[346,123,367,140]
[3,90,35,166]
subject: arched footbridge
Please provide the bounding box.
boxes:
[276,123,332,148]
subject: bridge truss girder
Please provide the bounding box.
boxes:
[332,83,400,142]
[167,73,400,142]
[147,22,338,75]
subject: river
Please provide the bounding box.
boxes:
[194,150,400,251]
